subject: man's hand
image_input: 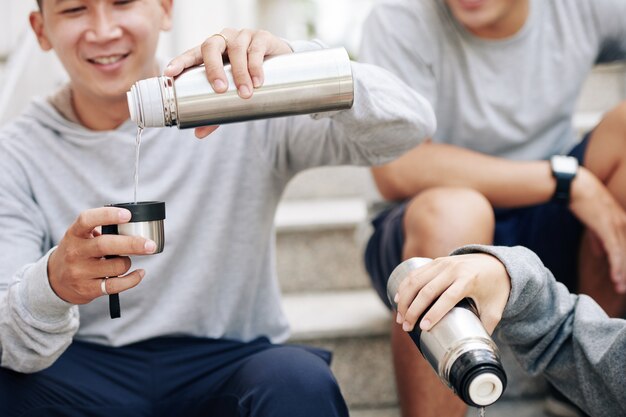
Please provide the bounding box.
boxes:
[394,253,511,334]
[570,167,626,293]
[163,28,293,139]
[48,207,157,305]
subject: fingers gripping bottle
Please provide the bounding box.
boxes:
[126,47,354,128]
[387,258,507,407]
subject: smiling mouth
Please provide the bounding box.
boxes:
[88,53,130,65]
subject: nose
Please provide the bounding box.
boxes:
[84,6,123,43]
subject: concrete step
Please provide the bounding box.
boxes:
[275,197,371,293]
[283,290,548,413]
[281,166,374,201]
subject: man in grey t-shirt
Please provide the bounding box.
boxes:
[360,0,626,416]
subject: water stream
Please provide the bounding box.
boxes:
[134,126,144,204]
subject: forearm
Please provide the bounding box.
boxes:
[373,142,556,206]
[337,63,436,164]
[272,61,436,173]
[1,250,79,373]
[453,245,626,417]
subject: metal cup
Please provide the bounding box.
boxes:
[102,201,166,318]
[104,201,165,253]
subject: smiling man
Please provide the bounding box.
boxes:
[0,1,436,416]
[359,0,626,416]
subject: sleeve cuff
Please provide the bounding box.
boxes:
[449,245,549,320]
[19,247,75,322]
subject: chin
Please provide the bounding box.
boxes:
[88,85,132,102]
[98,76,137,97]
[457,11,496,29]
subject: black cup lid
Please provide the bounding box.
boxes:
[109,201,166,222]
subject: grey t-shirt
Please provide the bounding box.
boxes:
[360,0,626,160]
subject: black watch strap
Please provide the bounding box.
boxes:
[553,176,572,203]
[550,155,578,204]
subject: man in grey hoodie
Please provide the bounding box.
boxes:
[393,244,626,417]
[0,1,435,416]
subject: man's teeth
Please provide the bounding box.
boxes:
[91,55,125,65]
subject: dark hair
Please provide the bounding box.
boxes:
[36,0,42,8]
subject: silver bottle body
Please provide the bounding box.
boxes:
[387,257,506,406]
[419,305,498,384]
[127,47,354,129]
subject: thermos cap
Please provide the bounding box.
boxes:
[109,201,166,222]
[127,77,166,128]
[468,372,504,406]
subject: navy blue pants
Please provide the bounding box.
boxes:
[365,135,590,309]
[0,337,348,417]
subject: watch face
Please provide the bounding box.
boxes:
[552,156,578,176]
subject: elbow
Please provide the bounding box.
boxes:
[2,342,71,374]
[420,99,437,140]
[2,354,55,374]
[371,165,406,201]
[13,362,52,375]
[406,91,436,144]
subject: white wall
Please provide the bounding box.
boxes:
[0,0,35,58]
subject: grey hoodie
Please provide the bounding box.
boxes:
[453,245,626,417]
[0,44,436,373]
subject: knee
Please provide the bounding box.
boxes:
[612,100,626,120]
[242,347,348,416]
[404,187,494,240]
[258,347,340,396]
[602,101,626,133]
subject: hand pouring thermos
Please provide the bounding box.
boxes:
[387,257,507,407]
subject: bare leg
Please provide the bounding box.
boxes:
[578,232,626,316]
[393,187,495,417]
[579,101,626,318]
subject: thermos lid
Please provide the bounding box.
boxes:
[127,77,167,128]
[449,349,507,407]
[468,372,504,406]
[109,201,166,222]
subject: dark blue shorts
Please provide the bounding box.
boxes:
[365,136,590,309]
[0,337,348,417]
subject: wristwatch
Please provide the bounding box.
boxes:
[550,155,579,203]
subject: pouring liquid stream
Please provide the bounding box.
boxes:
[479,407,485,417]
[134,126,144,204]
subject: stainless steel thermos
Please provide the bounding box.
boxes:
[126,47,354,128]
[387,258,507,407]
[103,201,166,319]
